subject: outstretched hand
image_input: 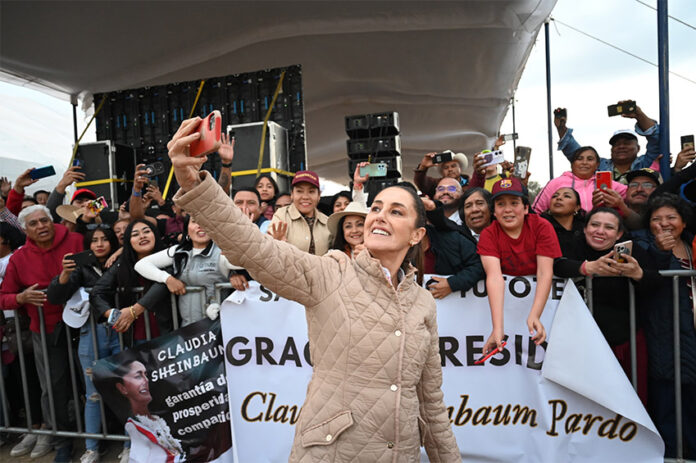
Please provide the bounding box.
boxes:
[167,117,207,192]
[268,221,288,241]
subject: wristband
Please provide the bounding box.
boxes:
[131,189,142,198]
[580,260,588,276]
[353,182,364,191]
[130,306,138,320]
[221,162,232,168]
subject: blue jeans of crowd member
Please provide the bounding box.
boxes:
[78,323,121,451]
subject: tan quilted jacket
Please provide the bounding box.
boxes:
[175,173,460,463]
[271,203,331,255]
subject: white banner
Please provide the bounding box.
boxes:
[220,277,664,462]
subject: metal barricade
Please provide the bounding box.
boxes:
[0,284,207,446]
[584,269,696,462]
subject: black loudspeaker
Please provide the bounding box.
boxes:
[369,112,399,136]
[74,141,136,211]
[226,121,290,192]
[347,136,401,158]
[365,177,401,206]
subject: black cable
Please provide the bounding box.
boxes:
[551,18,696,86]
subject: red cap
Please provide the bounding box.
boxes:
[71,188,96,203]
[291,171,320,189]
[490,177,526,201]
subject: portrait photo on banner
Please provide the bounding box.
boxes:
[92,318,231,462]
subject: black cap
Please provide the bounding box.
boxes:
[625,168,660,185]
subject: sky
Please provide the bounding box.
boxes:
[0,0,694,196]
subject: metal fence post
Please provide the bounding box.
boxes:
[37,305,57,434]
[12,310,34,431]
[628,283,638,391]
[671,275,682,460]
[584,276,593,314]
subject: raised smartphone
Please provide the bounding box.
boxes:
[189,110,222,157]
[359,162,388,178]
[596,171,612,190]
[29,165,56,180]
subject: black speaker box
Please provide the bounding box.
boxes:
[74,141,136,211]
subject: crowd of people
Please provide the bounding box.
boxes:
[0,102,694,461]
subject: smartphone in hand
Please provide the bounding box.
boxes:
[607,101,636,117]
[359,163,388,178]
[681,135,694,150]
[66,250,98,268]
[432,151,454,164]
[29,166,56,180]
[596,171,612,190]
[613,240,633,263]
[190,110,222,157]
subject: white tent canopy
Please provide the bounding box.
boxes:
[0,1,556,183]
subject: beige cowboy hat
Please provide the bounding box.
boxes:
[56,204,82,224]
[327,202,369,237]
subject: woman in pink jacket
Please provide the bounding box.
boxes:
[168,118,460,462]
[532,146,627,214]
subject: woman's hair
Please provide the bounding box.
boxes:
[585,207,625,234]
[571,146,600,163]
[390,182,426,285]
[643,192,693,231]
[0,222,26,250]
[117,219,165,290]
[462,187,492,208]
[330,215,365,254]
[331,191,352,210]
[83,226,119,264]
[169,215,213,276]
[92,358,141,415]
[549,187,586,220]
[254,174,280,202]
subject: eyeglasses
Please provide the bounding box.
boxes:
[86,223,112,231]
[628,182,656,190]
[436,186,460,193]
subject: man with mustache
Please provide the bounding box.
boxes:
[596,168,660,230]
[433,177,463,225]
[554,102,660,184]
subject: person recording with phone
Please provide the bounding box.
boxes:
[553,207,658,405]
[553,102,661,184]
[166,117,460,462]
[0,205,83,461]
[46,226,127,463]
[413,151,470,198]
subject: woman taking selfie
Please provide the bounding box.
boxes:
[167,117,460,462]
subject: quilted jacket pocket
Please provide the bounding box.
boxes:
[301,411,354,448]
[417,416,429,447]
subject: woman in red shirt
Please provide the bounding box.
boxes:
[477,177,562,355]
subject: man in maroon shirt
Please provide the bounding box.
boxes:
[0,205,83,460]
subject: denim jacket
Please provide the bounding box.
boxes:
[557,122,661,183]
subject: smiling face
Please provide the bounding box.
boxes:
[649,206,685,242]
[611,137,640,165]
[291,183,320,217]
[549,187,580,217]
[434,177,462,206]
[493,195,528,235]
[116,361,151,409]
[463,191,491,233]
[24,210,54,247]
[333,195,350,213]
[571,149,600,180]
[90,229,112,260]
[255,177,276,202]
[341,215,365,249]
[440,160,461,179]
[626,176,657,206]
[584,211,622,251]
[187,217,210,248]
[129,222,155,258]
[364,187,425,257]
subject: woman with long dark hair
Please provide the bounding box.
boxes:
[540,186,586,250]
[47,225,124,462]
[254,173,280,221]
[134,215,235,326]
[89,220,173,343]
[328,202,368,258]
[166,117,460,461]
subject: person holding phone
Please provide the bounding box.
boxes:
[413,151,470,198]
[478,177,562,355]
[46,226,127,463]
[166,117,460,462]
[532,146,627,214]
[553,207,658,404]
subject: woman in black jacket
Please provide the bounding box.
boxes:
[47,225,122,461]
[540,186,585,251]
[553,207,660,405]
[632,193,696,458]
[89,219,173,344]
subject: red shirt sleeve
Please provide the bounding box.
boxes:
[533,215,562,258]
[476,223,500,258]
[0,257,22,310]
[6,188,24,217]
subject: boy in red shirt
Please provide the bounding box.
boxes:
[477,177,561,355]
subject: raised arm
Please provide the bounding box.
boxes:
[168,117,341,307]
